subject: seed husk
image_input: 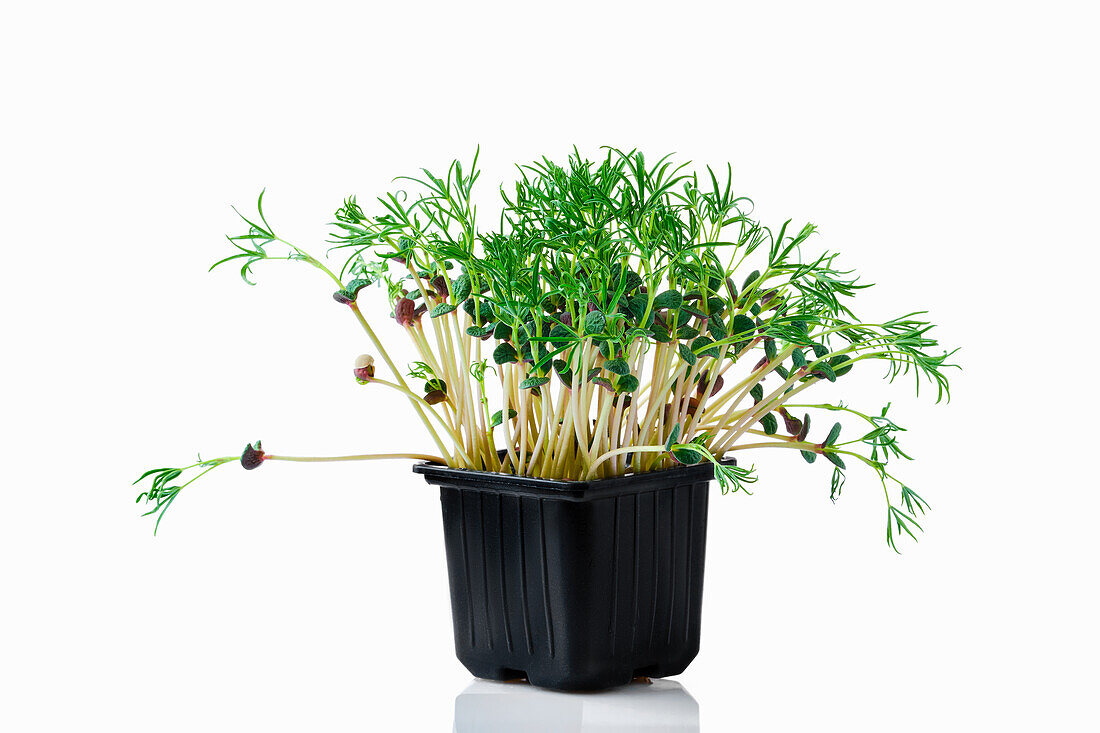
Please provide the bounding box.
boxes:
[241,442,265,470]
[353,354,375,382]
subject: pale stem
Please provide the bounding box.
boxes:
[502,363,520,469]
[266,452,447,463]
[585,444,668,480]
[349,304,453,465]
[716,377,820,454]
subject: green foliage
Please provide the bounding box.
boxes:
[170,146,957,551]
[209,190,279,285]
[713,462,758,496]
[211,190,345,289]
[584,310,607,335]
[134,458,235,534]
[605,358,630,375]
[654,290,683,310]
[490,408,518,428]
[887,505,924,553]
[493,343,518,365]
[829,467,845,502]
[616,374,640,393]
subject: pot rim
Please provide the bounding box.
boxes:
[414,456,735,501]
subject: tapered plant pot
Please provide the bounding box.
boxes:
[414,459,724,692]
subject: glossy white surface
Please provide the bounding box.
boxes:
[453,679,698,732]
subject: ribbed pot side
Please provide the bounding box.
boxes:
[414,461,715,692]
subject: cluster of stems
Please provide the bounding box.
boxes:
[137,147,953,548]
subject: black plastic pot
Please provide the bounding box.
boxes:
[414,460,721,691]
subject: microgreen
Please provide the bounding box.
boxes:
[139,147,956,549]
[134,457,236,534]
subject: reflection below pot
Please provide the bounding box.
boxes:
[453,678,699,733]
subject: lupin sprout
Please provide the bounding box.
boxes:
[136,147,956,549]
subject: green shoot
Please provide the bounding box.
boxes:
[139,147,955,549]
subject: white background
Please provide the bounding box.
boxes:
[2,1,1097,731]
